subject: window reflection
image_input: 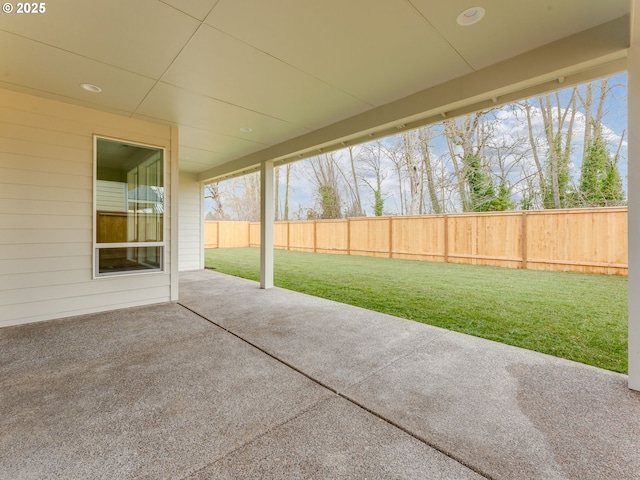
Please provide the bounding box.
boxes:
[95,138,164,276]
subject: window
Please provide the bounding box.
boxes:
[94,137,165,277]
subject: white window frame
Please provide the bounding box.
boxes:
[93,135,167,278]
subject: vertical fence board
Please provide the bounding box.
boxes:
[349,217,390,257]
[392,215,446,262]
[273,223,288,249]
[287,221,315,252]
[316,220,348,254]
[204,220,219,248]
[249,223,260,247]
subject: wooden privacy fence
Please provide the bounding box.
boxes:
[204,207,628,276]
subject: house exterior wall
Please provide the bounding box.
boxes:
[0,89,176,327]
[178,172,203,271]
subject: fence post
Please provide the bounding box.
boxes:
[313,221,317,253]
[347,218,351,255]
[443,215,449,263]
[521,211,528,269]
[287,221,290,251]
[216,221,220,249]
[389,217,393,258]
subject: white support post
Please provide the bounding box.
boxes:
[260,160,275,289]
[170,126,180,301]
[628,0,640,391]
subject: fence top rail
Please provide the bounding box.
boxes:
[204,206,627,225]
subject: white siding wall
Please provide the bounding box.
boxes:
[179,173,203,271]
[0,89,176,327]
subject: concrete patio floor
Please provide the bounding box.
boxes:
[2,269,639,479]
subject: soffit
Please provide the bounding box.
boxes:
[160,0,219,21]
[205,0,473,106]
[0,0,201,78]
[160,24,372,130]
[410,0,630,70]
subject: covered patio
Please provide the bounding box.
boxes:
[2,270,638,479]
[1,2,640,476]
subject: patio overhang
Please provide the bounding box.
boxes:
[199,15,629,183]
[0,1,631,181]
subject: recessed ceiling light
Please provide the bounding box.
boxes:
[80,83,102,93]
[239,127,253,133]
[457,7,485,26]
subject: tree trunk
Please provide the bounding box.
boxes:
[524,100,546,206]
[348,146,363,216]
[284,163,291,221]
[418,127,442,214]
[402,132,421,216]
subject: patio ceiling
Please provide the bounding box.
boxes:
[0,0,630,180]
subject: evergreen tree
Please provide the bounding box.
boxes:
[491,181,515,211]
[373,190,384,216]
[464,154,508,212]
[317,184,341,219]
[602,160,624,205]
[543,133,572,209]
[579,138,624,206]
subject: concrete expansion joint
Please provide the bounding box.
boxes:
[342,330,453,393]
[336,391,495,480]
[177,302,340,394]
[177,303,490,479]
[182,395,338,480]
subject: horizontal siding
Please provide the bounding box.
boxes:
[178,173,202,271]
[0,270,90,290]
[0,152,94,176]
[0,242,91,260]
[0,137,91,164]
[4,92,171,142]
[1,183,92,203]
[0,273,170,306]
[0,88,174,326]
[0,287,172,328]
[0,198,92,216]
[1,165,91,189]
[0,255,90,276]
[1,229,92,244]
[0,214,92,230]
[0,119,91,150]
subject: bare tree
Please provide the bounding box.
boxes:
[224,173,261,221]
[537,89,577,208]
[443,113,501,211]
[417,126,443,214]
[380,137,407,215]
[283,163,292,220]
[204,183,227,220]
[402,131,422,215]
[359,140,389,216]
[520,100,547,208]
[347,146,363,216]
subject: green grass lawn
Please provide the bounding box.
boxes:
[204,247,628,374]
